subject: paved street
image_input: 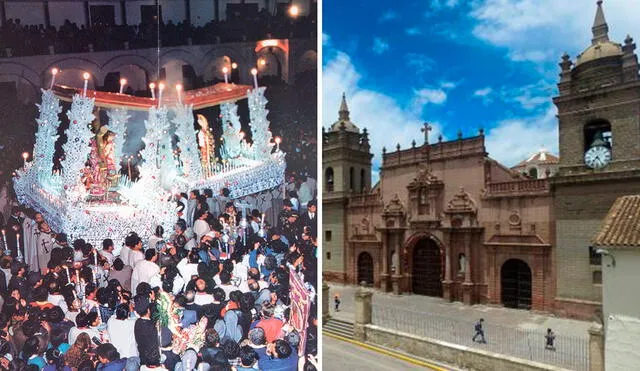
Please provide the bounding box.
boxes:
[329,284,592,370]
[323,335,430,370]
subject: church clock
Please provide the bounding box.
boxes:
[584,134,611,169]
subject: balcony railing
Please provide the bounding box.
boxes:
[484,179,550,197]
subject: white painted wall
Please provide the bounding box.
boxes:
[602,250,640,324]
[5,2,45,25]
[605,315,640,370]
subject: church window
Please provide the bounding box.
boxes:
[592,270,602,284]
[325,167,334,192]
[325,230,332,242]
[360,168,366,192]
[349,167,355,191]
[584,119,612,153]
[418,188,428,215]
[326,252,331,260]
[528,167,538,179]
[589,246,602,265]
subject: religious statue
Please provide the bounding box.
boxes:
[197,114,215,177]
[87,110,118,197]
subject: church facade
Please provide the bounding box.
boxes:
[322,1,639,319]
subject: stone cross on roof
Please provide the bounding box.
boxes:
[421,122,432,144]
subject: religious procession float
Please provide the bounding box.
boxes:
[12,69,285,247]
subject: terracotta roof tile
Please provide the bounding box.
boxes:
[592,195,640,248]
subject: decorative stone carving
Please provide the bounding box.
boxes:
[508,210,522,230]
[384,194,405,213]
[361,217,370,234]
[444,186,479,227]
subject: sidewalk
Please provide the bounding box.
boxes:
[328,283,591,339]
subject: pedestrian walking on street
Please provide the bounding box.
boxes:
[334,295,341,312]
[472,318,486,343]
[545,328,556,351]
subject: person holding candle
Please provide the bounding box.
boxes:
[6,206,24,259]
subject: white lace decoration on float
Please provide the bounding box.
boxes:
[13,84,286,247]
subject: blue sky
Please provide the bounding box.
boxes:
[323,0,640,180]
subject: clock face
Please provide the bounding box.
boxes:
[584,146,611,169]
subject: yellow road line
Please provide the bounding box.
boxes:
[323,331,451,371]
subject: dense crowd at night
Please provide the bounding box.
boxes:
[0,8,316,58]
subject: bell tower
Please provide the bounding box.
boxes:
[552,0,640,319]
[322,93,373,281]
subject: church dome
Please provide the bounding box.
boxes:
[329,93,359,133]
[575,41,623,66]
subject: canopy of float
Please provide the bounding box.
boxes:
[51,82,252,111]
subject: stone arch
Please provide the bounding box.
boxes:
[357,251,374,285]
[100,54,155,85]
[203,55,233,82]
[159,55,197,89]
[43,57,104,86]
[500,258,532,310]
[0,73,40,104]
[405,232,445,297]
[160,49,200,74]
[202,45,248,72]
[325,167,334,192]
[0,61,41,89]
[297,49,317,73]
[256,45,287,81]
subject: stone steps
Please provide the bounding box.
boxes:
[323,317,354,339]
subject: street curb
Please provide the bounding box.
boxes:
[323,331,452,370]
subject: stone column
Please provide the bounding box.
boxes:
[84,1,90,27]
[462,233,473,305]
[354,283,373,342]
[43,1,50,28]
[442,231,453,301]
[380,230,390,292]
[120,1,127,25]
[185,0,191,24]
[392,231,403,295]
[322,282,330,322]
[588,323,605,371]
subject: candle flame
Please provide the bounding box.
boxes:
[82,72,90,80]
[232,62,238,69]
[251,68,258,76]
[51,68,59,75]
[175,84,183,92]
[149,82,156,89]
[119,78,127,85]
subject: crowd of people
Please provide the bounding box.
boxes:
[0,7,315,58]
[0,180,318,370]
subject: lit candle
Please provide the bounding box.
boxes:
[222,67,229,84]
[261,213,265,228]
[149,83,156,100]
[127,158,132,179]
[65,266,70,284]
[119,78,127,94]
[22,152,28,169]
[1,230,6,251]
[158,83,165,106]
[275,137,281,152]
[82,72,90,97]
[15,233,20,257]
[251,68,258,89]
[94,250,97,267]
[176,84,183,105]
[76,269,80,283]
[50,68,59,90]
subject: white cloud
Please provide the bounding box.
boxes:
[411,88,447,114]
[372,37,390,54]
[485,105,558,167]
[405,27,421,35]
[470,0,640,63]
[322,33,331,46]
[379,10,397,23]
[323,50,443,182]
[499,80,555,110]
[508,50,552,63]
[473,87,493,105]
[406,53,436,74]
[440,81,458,89]
[446,0,460,7]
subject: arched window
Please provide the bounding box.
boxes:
[584,119,612,153]
[325,167,334,192]
[528,167,538,179]
[360,169,366,192]
[349,167,355,191]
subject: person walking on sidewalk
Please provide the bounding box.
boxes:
[472,318,486,343]
[334,295,341,312]
[545,328,556,351]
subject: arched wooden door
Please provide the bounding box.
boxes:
[501,259,532,310]
[357,252,374,286]
[411,239,443,297]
